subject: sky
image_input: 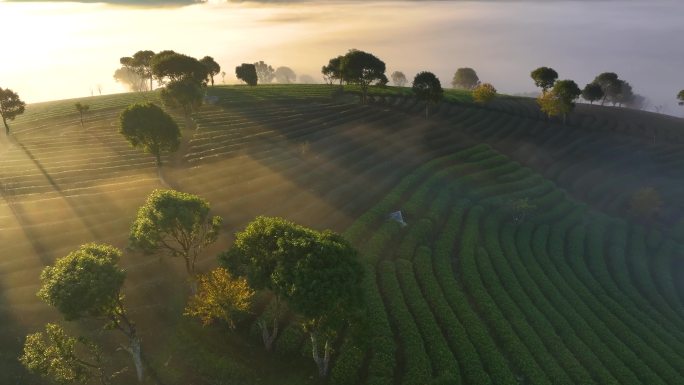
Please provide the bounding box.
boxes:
[1,0,683,114]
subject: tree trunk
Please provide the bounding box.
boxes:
[150,77,153,92]
[2,116,9,135]
[155,152,161,167]
[124,336,144,383]
[257,317,278,351]
[310,333,331,377]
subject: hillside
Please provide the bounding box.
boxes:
[1,84,683,384]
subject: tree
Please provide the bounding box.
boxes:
[678,90,684,106]
[200,56,221,87]
[530,67,558,94]
[285,229,364,377]
[235,63,258,86]
[391,71,407,87]
[221,71,226,84]
[130,189,222,279]
[610,80,634,107]
[340,49,386,104]
[37,244,143,382]
[274,66,297,84]
[151,51,208,85]
[185,267,254,329]
[582,83,604,104]
[119,103,180,167]
[592,72,620,105]
[321,56,343,85]
[552,79,581,123]
[219,217,364,377]
[254,61,275,84]
[537,91,566,120]
[472,83,497,104]
[160,79,204,118]
[630,187,662,222]
[120,50,155,91]
[21,324,116,385]
[299,74,316,84]
[75,103,89,128]
[451,67,480,89]
[114,67,146,92]
[411,71,443,118]
[0,87,26,135]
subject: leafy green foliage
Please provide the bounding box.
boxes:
[0,87,26,134]
[200,56,221,86]
[160,79,204,117]
[185,267,254,329]
[235,63,258,86]
[321,56,343,85]
[451,67,480,89]
[38,243,125,321]
[678,90,684,105]
[151,51,208,85]
[20,324,113,385]
[472,83,497,104]
[582,83,604,104]
[119,102,180,166]
[412,71,443,118]
[530,66,558,93]
[130,189,222,276]
[339,49,386,103]
[120,50,155,91]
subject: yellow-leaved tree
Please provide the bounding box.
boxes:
[185,267,254,329]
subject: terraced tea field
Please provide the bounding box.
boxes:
[1,84,682,384]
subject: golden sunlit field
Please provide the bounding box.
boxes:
[2,84,684,384]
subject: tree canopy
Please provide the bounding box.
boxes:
[582,83,604,104]
[129,189,222,277]
[185,267,254,329]
[151,51,208,85]
[530,67,558,93]
[236,63,258,86]
[120,50,155,91]
[412,71,443,118]
[254,61,275,84]
[119,102,180,166]
[391,71,407,87]
[114,67,146,92]
[678,90,684,105]
[451,67,480,89]
[160,79,204,118]
[274,66,297,84]
[74,103,89,128]
[472,83,497,104]
[200,56,221,87]
[0,87,26,135]
[321,56,344,85]
[592,72,620,105]
[339,49,386,103]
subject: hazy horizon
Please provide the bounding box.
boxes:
[1,0,683,115]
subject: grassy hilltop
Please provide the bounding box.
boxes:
[1,84,683,384]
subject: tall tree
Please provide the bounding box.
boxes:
[391,71,407,87]
[321,56,344,85]
[530,67,558,94]
[254,61,275,84]
[235,63,258,86]
[550,79,580,123]
[114,67,146,92]
[130,189,222,279]
[160,79,204,119]
[592,72,620,105]
[120,50,155,91]
[21,323,116,385]
[274,66,297,84]
[610,80,634,106]
[340,49,386,104]
[451,67,480,89]
[151,51,208,85]
[75,102,89,128]
[678,90,684,106]
[185,267,254,329]
[411,71,443,118]
[37,244,144,382]
[119,102,180,167]
[582,83,604,104]
[472,83,497,104]
[0,87,26,135]
[200,56,221,87]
